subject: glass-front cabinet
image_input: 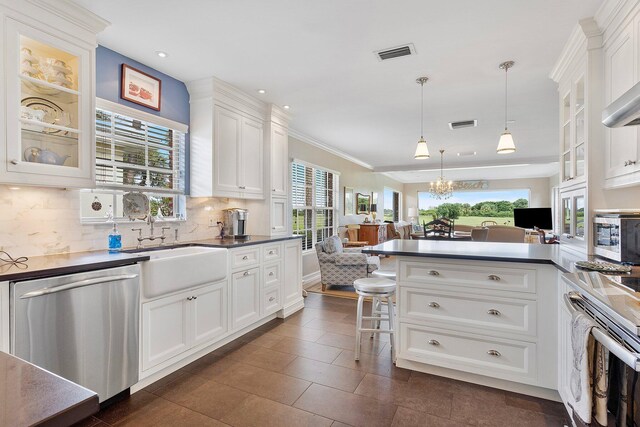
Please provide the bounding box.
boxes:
[560,73,586,187]
[1,17,96,188]
[559,188,586,252]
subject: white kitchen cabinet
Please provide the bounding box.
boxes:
[559,70,586,187]
[559,188,586,253]
[270,122,288,196]
[213,107,241,194]
[241,116,265,197]
[0,2,107,188]
[282,239,303,312]
[231,267,261,329]
[270,196,288,235]
[604,19,639,182]
[141,280,228,371]
[557,276,573,410]
[0,283,8,353]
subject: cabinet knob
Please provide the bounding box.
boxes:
[193,296,197,300]
[9,159,18,165]
[187,297,193,301]
[625,160,637,167]
[428,339,440,346]
[242,255,248,260]
[428,302,440,308]
[269,272,274,276]
[243,271,250,276]
[269,250,274,254]
[269,296,275,302]
[429,270,440,276]
[272,188,276,191]
[487,349,501,357]
[239,185,246,189]
[487,309,501,316]
[272,227,276,230]
[487,274,501,281]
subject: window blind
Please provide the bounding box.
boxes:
[95,109,186,194]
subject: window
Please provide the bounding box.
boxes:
[81,100,188,222]
[291,161,339,251]
[417,189,529,227]
[384,188,401,222]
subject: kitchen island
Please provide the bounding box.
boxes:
[363,239,576,400]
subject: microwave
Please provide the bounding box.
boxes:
[593,212,640,264]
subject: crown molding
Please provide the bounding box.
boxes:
[373,156,558,173]
[25,0,110,34]
[288,129,374,170]
[549,18,602,82]
[269,104,291,127]
[595,0,638,36]
[186,76,268,120]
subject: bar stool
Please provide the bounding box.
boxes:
[353,277,396,361]
[370,270,396,335]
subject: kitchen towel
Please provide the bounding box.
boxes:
[608,354,628,426]
[570,310,608,426]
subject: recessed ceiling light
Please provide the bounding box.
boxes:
[257,89,266,94]
[8,186,20,190]
[156,51,168,58]
[283,105,290,110]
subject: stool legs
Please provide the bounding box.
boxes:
[355,295,364,361]
[386,295,396,362]
[370,297,381,339]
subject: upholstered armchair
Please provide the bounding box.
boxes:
[315,236,380,292]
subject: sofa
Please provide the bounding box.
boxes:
[315,236,380,291]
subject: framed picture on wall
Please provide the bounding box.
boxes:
[121,64,162,111]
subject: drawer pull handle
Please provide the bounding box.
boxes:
[269,296,275,302]
[269,272,274,276]
[488,274,501,281]
[242,255,249,260]
[428,302,440,308]
[187,296,193,301]
[243,271,250,276]
[193,296,197,300]
[428,339,440,346]
[487,349,501,357]
[9,159,18,165]
[269,250,274,254]
[429,270,440,276]
[487,309,501,316]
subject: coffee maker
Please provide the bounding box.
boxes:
[222,208,249,239]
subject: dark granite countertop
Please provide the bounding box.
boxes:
[0,351,98,426]
[0,251,150,282]
[179,235,302,249]
[362,239,639,275]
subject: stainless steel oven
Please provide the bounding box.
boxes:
[593,211,640,264]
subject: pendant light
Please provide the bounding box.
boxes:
[497,61,516,154]
[414,76,430,159]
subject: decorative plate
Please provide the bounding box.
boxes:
[123,192,149,220]
[20,97,64,135]
[575,260,632,273]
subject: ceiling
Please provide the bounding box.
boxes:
[76,0,602,182]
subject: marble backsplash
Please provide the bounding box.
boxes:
[0,185,245,258]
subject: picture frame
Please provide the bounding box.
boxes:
[356,193,371,214]
[344,187,354,215]
[121,64,162,111]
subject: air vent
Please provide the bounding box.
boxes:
[449,120,478,130]
[374,44,416,61]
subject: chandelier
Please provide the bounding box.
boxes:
[429,149,454,200]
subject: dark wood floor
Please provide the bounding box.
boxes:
[77,293,569,426]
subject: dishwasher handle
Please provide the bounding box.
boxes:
[19,274,139,299]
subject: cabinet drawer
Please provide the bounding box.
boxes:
[400,287,536,336]
[264,262,281,287]
[262,285,282,315]
[263,244,282,262]
[399,259,536,294]
[401,323,537,383]
[231,247,260,270]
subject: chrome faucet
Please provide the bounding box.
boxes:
[131,215,171,249]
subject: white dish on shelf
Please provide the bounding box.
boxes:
[123,192,150,220]
[21,97,67,135]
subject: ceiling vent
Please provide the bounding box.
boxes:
[374,43,416,61]
[449,120,478,130]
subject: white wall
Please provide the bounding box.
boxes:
[0,185,244,257]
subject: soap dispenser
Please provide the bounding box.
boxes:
[108,222,122,253]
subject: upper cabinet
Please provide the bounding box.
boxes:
[559,69,587,187]
[188,78,265,199]
[0,0,108,188]
[270,122,288,196]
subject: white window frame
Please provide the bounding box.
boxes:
[81,99,188,223]
[291,159,339,252]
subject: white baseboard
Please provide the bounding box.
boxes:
[302,271,321,289]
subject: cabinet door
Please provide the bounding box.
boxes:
[2,18,94,188]
[271,196,288,235]
[240,117,264,197]
[191,281,228,348]
[559,188,586,252]
[605,22,638,178]
[557,280,573,407]
[214,106,241,194]
[262,285,282,316]
[283,240,302,306]
[0,283,8,353]
[142,293,190,371]
[270,123,288,196]
[231,267,261,330]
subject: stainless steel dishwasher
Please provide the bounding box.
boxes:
[10,264,140,403]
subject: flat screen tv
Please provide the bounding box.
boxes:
[513,208,553,230]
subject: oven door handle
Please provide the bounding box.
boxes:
[19,274,139,299]
[563,292,640,372]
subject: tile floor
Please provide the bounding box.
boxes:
[77,293,569,427]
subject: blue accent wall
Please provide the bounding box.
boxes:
[95,45,191,192]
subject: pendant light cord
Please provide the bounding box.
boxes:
[504,66,508,131]
[420,81,424,138]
